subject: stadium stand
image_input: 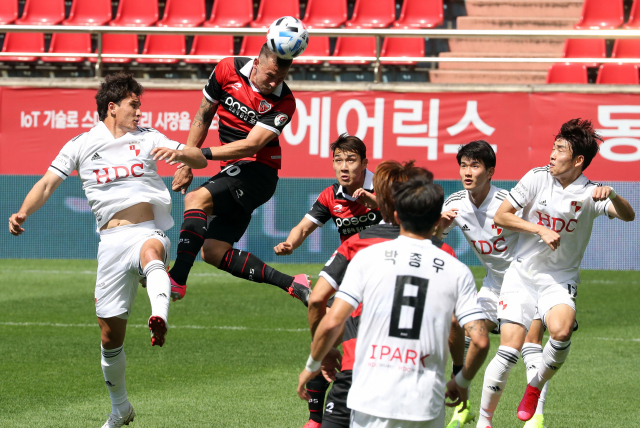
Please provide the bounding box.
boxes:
[562,38,606,68]
[157,0,206,27]
[546,62,588,83]
[302,0,348,28]
[0,0,18,25]
[574,0,624,30]
[394,0,444,29]
[138,34,186,64]
[204,0,253,28]
[596,63,640,84]
[346,0,396,29]
[47,33,92,62]
[251,0,300,28]
[1,32,44,62]
[88,34,138,64]
[624,0,640,28]
[380,37,425,64]
[185,35,235,64]
[329,36,377,64]
[15,0,65,25]
[612,38,640,62]
[62,0,112,26]
[295,36,330,64]
[110,0,159,27]
[239,35,268,57]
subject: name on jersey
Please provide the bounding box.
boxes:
[536,211,577,233]
[93,164,144,184]
[222,94,258,125]
[368,344,430,368]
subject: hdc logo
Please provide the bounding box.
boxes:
[93,164,144,184]
[536,211,577,233]
[471,237,507,254]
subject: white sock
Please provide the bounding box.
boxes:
[477,409,493,428]
[144,260,170,322]
[478,346,520,426]
[521,343,548,414]
[101,345,129,415]
[531,338,571,389]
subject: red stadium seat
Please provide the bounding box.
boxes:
[380,37,425,65]
[394,0,443,29]
[329,37,377,65]
[596,63,640,84]
[302,0,347,28]
[15,0,65,25]
[346,0,395,29]
[251,0,300,28]
[239,36,266,57]
[546,63,588,84]
[0,0,18,25]
[63,0,112,26]
[1,32,44,62]
[157,0,205,27]
[612,39,640,63]
[186,36,234,64]
[138,35,185,64]
[46,33,92,62]
[562,39,606,68]
[625,0,640,29]
[204,0,253,28]
[295,36,330,64]
[110,0,159,27]
[89,34,138,63]
[574,0,623,30]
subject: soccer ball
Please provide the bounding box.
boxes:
[266,16,309,60]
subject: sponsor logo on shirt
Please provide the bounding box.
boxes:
[461,224,470,231]
[223,95,258,125]
[93,164,144,184]
[274,113,289,127]
[571,200,582,213]
[258,100,272,114]
[230,82,242,91]
[335,212,379,228]
[536,211,577,233]
[539,199,547,206]
[91,152,102,161]
[333,204,344,213]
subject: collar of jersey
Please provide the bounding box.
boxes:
[397,234,434,246]
[240,57,284,98]
[336,169,374,201]
[95,121,140,140]
[553,173,588,193]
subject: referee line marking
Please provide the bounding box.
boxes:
[0,321,308,333]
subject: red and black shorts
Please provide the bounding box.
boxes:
[321,370,352,428]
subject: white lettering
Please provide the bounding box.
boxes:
[336,99,385,159]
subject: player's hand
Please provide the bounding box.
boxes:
[297,368,320,401]
[537,226,561,251]
[592,186,612,201]
[150,147,181,165]
[9,213,27,236]
[439,208,459,230]
[172,165,194,195]
[445,378,469,408]
[353,188,378,209]
[321,347,342,382]
[274,241,293,256]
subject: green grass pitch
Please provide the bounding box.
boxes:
[0,259,639,427]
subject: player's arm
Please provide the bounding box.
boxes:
[494,198,561,250]
[460,319,490,380]
[448,315,465,374]
[151,146,208,169]
[9,171,64,236]
[352,188,378,209]
[308,276,336,337]
[592,186,635,222]
[202,125,276,161]
[274,217,319,256]
[434,207,459,240]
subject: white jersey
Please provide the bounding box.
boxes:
[506,166,612,285]
[336,236,484,422]
[442,185,519,291]
[48,122,184,232]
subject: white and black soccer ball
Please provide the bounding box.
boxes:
[266,16,309,60]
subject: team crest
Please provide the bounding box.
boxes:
[129,142,141,156]
[571,200,582,213]
[258,100,272,114]
[491,224,503,236]
[274,113,289,127]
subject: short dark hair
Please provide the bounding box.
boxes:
[259,43,293,69]
[456,140,496,170]
[330,133,367,160]
[555,118,602,171]
[373,160,434,224]
[393,176,444,235]
[95,73,144,121]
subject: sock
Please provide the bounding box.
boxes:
[531,338,571,389]
[101,345,128,416]
[521,343,548,415]
[477,409,493,428]
[219,249,293,291]
[170,209,208,285]
[478,346,520,424]
[306,375,330,423]
[144,260,170,322]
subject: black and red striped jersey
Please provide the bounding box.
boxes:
[203,57,296,170]
[320,223,457,372]
[305,170,382,243]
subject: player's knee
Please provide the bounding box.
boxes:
[549,326,573,342]
[184,189,209,211]
[201,245,225,267]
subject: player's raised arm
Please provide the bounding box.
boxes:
[592,186,635,222]
[201,125,277,162]
[151,146,208,169]
[9,171,64,236]
[274,217,319,256]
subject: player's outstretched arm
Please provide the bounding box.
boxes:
[9,171,63,236]
[274,217,319,256]
[352,188,378,209]
[495,198,561,250]
[592,186,635,222]
[204,126,276,161]
[308,277,336,337]
[151,146,208,169]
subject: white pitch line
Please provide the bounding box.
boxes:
[0,321,308,333]
[594,337,640,342]
[0,269,321,279]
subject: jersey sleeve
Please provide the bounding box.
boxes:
[152,130,184,150]
[305,189,332,226]
[508,169,541,210]
[319,241,352,290]
[454,266,485,328]
[255,97,296,136]
[335,250,367,310]
[202,62,227,104]
[595,198,613,218]
[48,137,81,180]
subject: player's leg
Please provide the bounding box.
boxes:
[139,233,171,347]
[521,319,547,428]
[302,375,331,427]
[447,317,477,427]
[321,370,352,428]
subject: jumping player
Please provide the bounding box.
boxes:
[8,74,207,428]
[478,119,635,427]
[298,176,490,428]
[436,141,551,428]
[168,43,310,305]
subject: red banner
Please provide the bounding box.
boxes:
[2,87,639,180]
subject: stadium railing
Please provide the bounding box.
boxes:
[2,25,640,82]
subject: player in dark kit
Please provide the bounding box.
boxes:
[168,44,311,305]
[304,161,458,428]
[274,134,381,428]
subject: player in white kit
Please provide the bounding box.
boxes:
[477,119,635,427]
[8,74,208,428]
[436,141,551,428]
[298,176,490,428]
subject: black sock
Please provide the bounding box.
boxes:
[306,375,330,422]
[169,209,207,285]
[219,249,293,291]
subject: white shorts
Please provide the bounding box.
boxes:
[479,276,540,333]
[498,267,576,331]
[95,221,170,320]
[350,409,444,428]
